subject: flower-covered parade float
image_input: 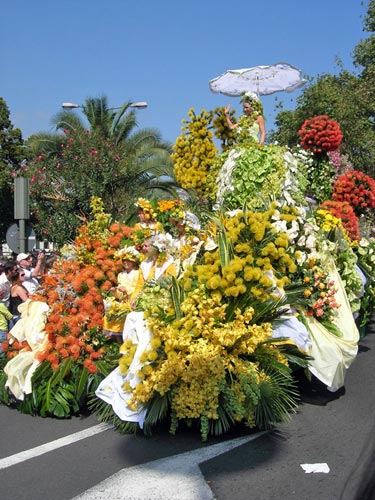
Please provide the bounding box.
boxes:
[1,98,374,442]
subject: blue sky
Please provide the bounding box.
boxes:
[2,0,367,145]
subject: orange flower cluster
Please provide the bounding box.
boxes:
[2,338,32,359]
[28,226,131,372]
[320,200,360,241]
[298,115,343,154]
[76,223,133,253]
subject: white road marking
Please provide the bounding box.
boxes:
[72,432,265,500]
[0,423,112,470]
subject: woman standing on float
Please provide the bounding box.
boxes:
[224,91,266,145]
[214,91,270,209]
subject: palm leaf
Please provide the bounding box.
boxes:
[254,368,298,429]
[75,366,89,404]
[170,276,184,318]
[209,215,232,267]
[209,406,235,437]
[144,393,170,427]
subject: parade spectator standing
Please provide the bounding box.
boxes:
[16,251,45,294]
[0,262,18,307]
[9,271,29,329]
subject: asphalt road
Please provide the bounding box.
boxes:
[0,316,374,500]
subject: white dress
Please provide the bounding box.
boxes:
[95,311,150,427]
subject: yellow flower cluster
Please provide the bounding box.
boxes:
[125,284,277,422]
[184,206,298,302]
[171,108,218,196]
[315,209,343,233]
[76,196,111,264]
[115,204,301,435]
[106,299,132,321]
[212,107,236,150]
[135,197,157,221]
[119,339,138,375]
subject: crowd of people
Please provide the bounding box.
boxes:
[0,251,46,355]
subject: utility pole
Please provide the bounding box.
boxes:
[14,177,30,253]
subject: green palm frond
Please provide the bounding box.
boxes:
[144,393,170,427]
[209,214,233,267]
[52,111,87,135]
[273,342,313,369]
[209,405,236,437]
[83,95,112,132]
[255,368,299,429]
[26,132,67,156]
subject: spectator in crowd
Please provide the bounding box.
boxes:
[0,261,18,307]
[9,270,29,329]
[16,251,45,294]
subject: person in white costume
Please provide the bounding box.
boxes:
[96,233,178,426]
[4,300,49,400]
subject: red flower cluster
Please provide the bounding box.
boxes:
[298,115,343,154]
[332,169,375,215]
[320,200,360,241]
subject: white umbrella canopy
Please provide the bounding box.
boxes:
[209,62,307,97]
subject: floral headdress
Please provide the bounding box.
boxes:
[240,91,260,103]
[135,198,157,221]
[156,199,185,223]
[149,232,178,265]
[115,246,143,263]
[240,91,263,115]
[150,232,177,254]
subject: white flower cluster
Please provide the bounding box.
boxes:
[292,145,314,167]
[214,150,242,209]
[151,232,178,253]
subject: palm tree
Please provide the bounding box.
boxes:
[24,95,181,244]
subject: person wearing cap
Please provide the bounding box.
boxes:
[16,251,45,294]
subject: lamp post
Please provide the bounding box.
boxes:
[62,101,148,110]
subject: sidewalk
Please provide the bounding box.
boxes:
[200,317,375,500]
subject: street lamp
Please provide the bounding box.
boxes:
[62,101,148,110]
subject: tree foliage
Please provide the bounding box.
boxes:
[0,97,24,240]
[24,96,178,246]
[269,2,375,177]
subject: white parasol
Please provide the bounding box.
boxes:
[209,62,306,97]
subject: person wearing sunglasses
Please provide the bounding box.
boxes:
[16,251,45,294]
[9,270,29,329]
